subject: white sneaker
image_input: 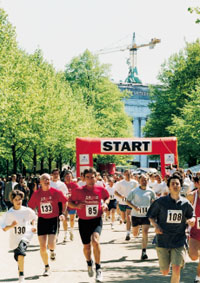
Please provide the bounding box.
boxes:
[50,251,56,261]
[96,269,103,282]
[70,231,74,241]
[19,276,25,283]
[43,267,50,276]
[111,223,114,229]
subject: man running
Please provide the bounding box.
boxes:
[147,174,195,283]
[126,174,156,260]
[64,170,80,241]
[187,181,200,283]
[28,173,68,276]
[68,167,109,282]
[50,168,68,242]
[115,169,138,240]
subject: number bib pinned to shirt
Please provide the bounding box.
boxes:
[86,205,98,217]
[40,203,53,214]
[138,206,149,215]
[196,217,200,229]
[167,210,182,223]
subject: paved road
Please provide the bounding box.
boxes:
[0,216,197,283]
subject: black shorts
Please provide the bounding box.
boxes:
[14,240,28,261]
[131,216,150,227]
[37,217,58,236]
[108,199,117,211]
[78,217,103,245]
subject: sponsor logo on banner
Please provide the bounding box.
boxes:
[101,140,152,153]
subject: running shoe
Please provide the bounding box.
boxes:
[43,267,50,276]
[111,223,114,229]
[87,261,94,277]
[70,231,74,241]
[96,269,103,282]
[18,276,25,283]
[50,251,56,261]
[194,279,200,283]
[125,234,130,241]
[141,251,148,260]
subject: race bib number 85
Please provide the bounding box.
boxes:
[167,210,182,223]
[86,205,98,217]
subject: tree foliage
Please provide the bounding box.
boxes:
[0,10,133,175]
[144,40,200,166]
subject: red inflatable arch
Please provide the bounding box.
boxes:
[76,137,178,178]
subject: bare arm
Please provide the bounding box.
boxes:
[3,220,17,232]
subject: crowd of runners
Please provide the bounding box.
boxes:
[0,166,200,283]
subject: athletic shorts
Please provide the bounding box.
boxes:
[78,217,103,245]
[14,240,28,261]
[131,216,150,227]
[37,217,58,236]
[119,204,132,212]
[156,246,186,271]
[67,208,76,215]
[108,199,117,211]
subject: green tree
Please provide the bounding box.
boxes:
[144,40,200,138]
[65,50,133,165]
[169,81,200,166]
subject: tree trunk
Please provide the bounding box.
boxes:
[40,157,44,174]
[6,159,9,178]
[33,148,37,175]
[12,144,17,173]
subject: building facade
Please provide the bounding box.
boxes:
[117,83,153,168]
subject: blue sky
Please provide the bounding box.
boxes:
[1,0,200,84]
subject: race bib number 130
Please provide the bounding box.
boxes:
[167,210,182,223]
[86,205,98,217]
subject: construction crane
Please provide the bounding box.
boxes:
[96,32,161,84]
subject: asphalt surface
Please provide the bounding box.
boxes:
[0,216,197,283]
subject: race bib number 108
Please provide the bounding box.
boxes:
[167,210,182,223]
[86,205,98,217]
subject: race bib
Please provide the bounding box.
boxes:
[86,205,98,217]
[14,226,26,235]
[196,217,200,229]
[167,210,182,223]
[110,195,115,200]
[40,202,53,214]
[138,206,149,215]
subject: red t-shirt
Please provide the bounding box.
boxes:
[70,184,109,220]
[28,187,68,219]
[190,191,200,241]
[65,182,80,211]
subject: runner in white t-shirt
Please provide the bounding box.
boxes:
[50,168,68,242]
[1,190,37,283]
[115,170,138,241]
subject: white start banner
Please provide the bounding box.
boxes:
[101,140,152,153]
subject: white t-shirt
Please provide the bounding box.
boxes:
[127,186,156,217]
[106,184,116,200]
[50,180,68,196]
[1,206,37,250]
[153,182,168,196]
[115,179,138,205]
[148,180,157,190]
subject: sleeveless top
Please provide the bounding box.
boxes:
[190,191,200,241]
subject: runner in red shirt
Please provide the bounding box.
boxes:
[28,173,68,277]
[187,183,200,283]
[68,167,109,282]
[64,170,80,242]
